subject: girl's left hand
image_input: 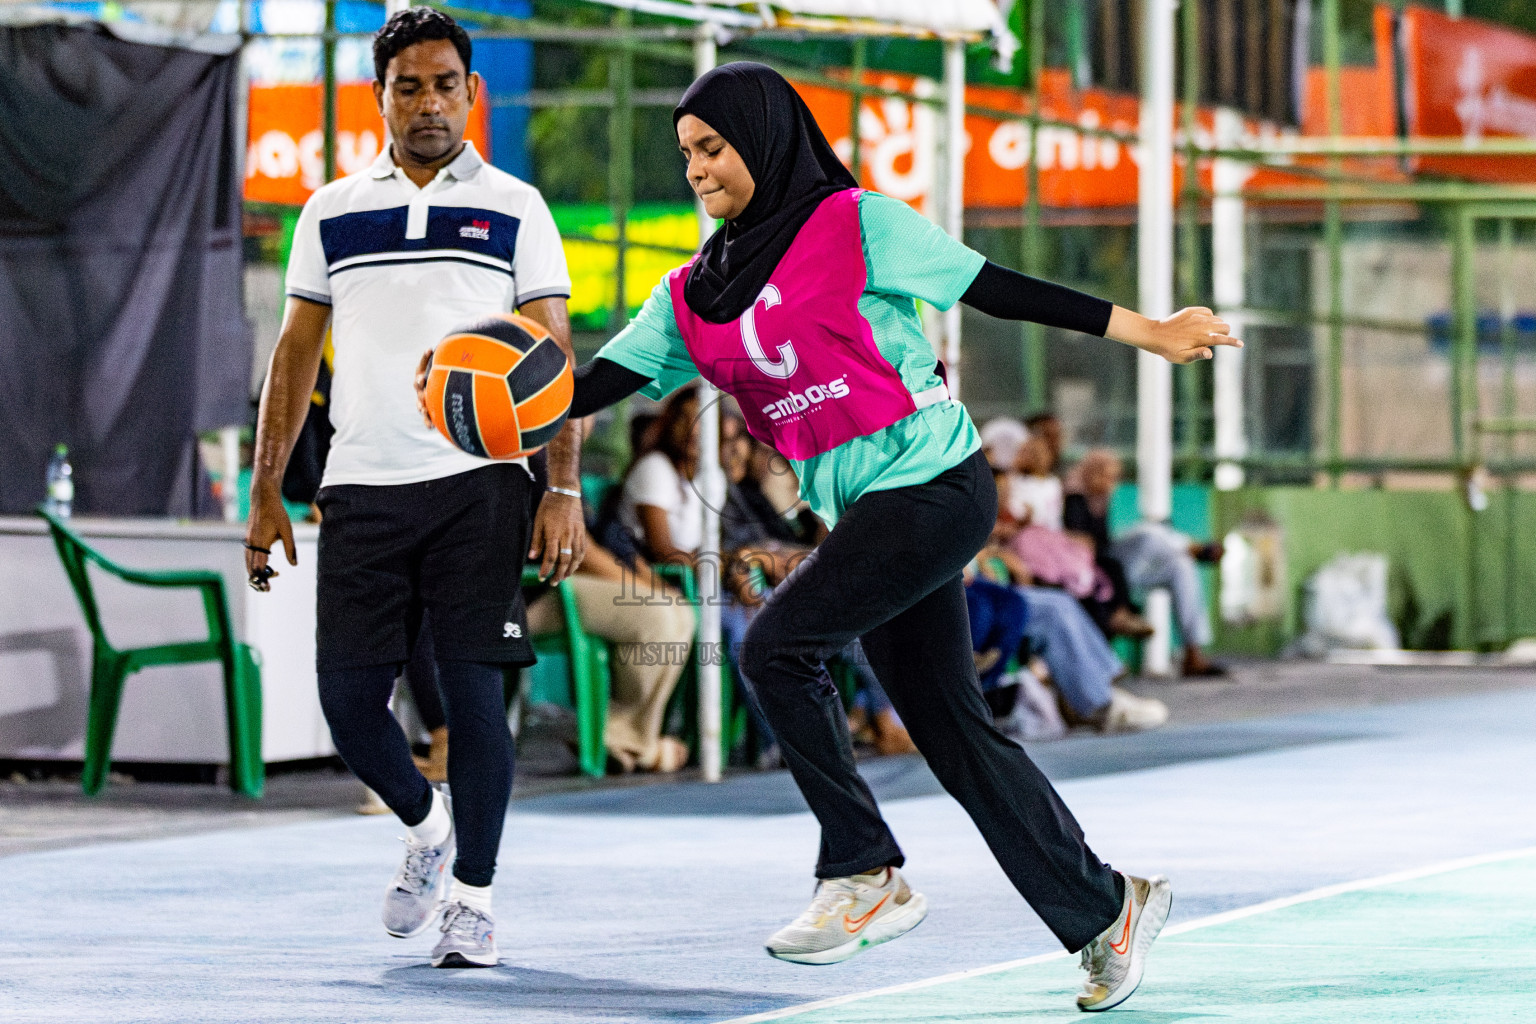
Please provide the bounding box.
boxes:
[1108,306,1243,364]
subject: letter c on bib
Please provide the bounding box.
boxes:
[741,284,799,379]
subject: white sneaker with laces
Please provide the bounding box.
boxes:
[382,796,455,938]
[431,901,499,968]
[765,867,928,965]
[1076,873,1172,1012]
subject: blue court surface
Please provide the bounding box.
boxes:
[5,686,1536,1023]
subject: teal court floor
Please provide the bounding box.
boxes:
[727,849,1536,1023]
[5,682,1536,1023]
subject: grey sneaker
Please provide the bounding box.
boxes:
[1077,873,1172,1012]
[765,867,928,965]
[382,815,455,939]
[431,901,499,968]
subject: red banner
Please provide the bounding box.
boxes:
[1401,4,1536,182]
[245,83,490,205]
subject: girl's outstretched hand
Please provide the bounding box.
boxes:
[1106,306,1243,364]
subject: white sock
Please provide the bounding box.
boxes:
[405,788,451,847]
[450,878,493,914]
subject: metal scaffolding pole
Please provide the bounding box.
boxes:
[1138,0,1177,675]
[943,36,966,399]
[691,25,724,784]
[1498,218,1516,645]
[322,0,337,184]
[1022,0,1046,411]
[1452,209,1475,464]
[849,38,866,182]
[1322,0,1344,487]
[1177,0,1202,479]
[608,8,634,334]
[1212,108,1249,492]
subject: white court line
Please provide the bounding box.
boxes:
[716,845,1536,1024]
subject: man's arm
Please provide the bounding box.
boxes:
[245,297,331,590]
[518,296,586,582]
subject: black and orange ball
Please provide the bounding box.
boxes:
[424,313,573,459]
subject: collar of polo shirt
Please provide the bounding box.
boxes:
[369,140,486,183]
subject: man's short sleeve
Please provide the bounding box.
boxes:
[860,191,986,310]
[594,275,699,400]
[512,191,572,307]
[285,195,331,306]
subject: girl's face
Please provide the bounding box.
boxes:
[677,114,756,221]
[673,398,701,464]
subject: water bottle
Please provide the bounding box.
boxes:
[45,443,73,518]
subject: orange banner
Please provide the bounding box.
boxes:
[245,83,490,205]
[793,68,1357,213]
[1401,4,1536,182]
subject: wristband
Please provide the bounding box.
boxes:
[546,485,582,499]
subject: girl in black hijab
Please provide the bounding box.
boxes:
[428,61,1238,1012]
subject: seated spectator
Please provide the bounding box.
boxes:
[1000,444,1111,605]
[972,543,1168,733]
[524,535,694,774]
[717,415,916,756]
[1065,449,1227,677]
[1003,434,1065,529]
[1025,411,1065,473]
[618,387,703,567]
[719,414,808,598]
[963,572,1028,693]
[841,651,917,756]
[1003,443,1150,641]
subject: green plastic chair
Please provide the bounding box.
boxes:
[37,509,264,798]
[522,567,610,777]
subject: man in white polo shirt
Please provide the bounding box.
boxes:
[245,8,585,969]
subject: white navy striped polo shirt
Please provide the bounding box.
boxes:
[286,141,570,487]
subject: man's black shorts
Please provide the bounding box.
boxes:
[315,464,537,672]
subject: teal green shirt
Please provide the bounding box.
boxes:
[596,191,986,527]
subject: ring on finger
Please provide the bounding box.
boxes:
[560,547,573,554]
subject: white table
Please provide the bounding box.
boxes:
[0,517,333,766]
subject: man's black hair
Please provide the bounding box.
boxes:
[373,7,472,83]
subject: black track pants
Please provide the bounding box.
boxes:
[738,449,1124,951]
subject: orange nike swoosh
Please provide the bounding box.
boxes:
[1108,909,1132,955]
[843,894,890,933]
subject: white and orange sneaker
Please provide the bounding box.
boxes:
[765,867,928,965]
[1076,873,1173,1012]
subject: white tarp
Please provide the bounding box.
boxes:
[0,3,240,53]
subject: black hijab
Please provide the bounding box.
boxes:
[674,62,858,324]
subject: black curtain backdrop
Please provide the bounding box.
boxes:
[0,22,250,517]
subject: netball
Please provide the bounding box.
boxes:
[423,313,573,460]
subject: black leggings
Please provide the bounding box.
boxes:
[319,660,513,888]
[738,449,1123,952]
[403,615,446,733]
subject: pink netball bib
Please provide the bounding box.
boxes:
[669,189,948,460]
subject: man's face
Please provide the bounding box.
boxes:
[375,38,477,164]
